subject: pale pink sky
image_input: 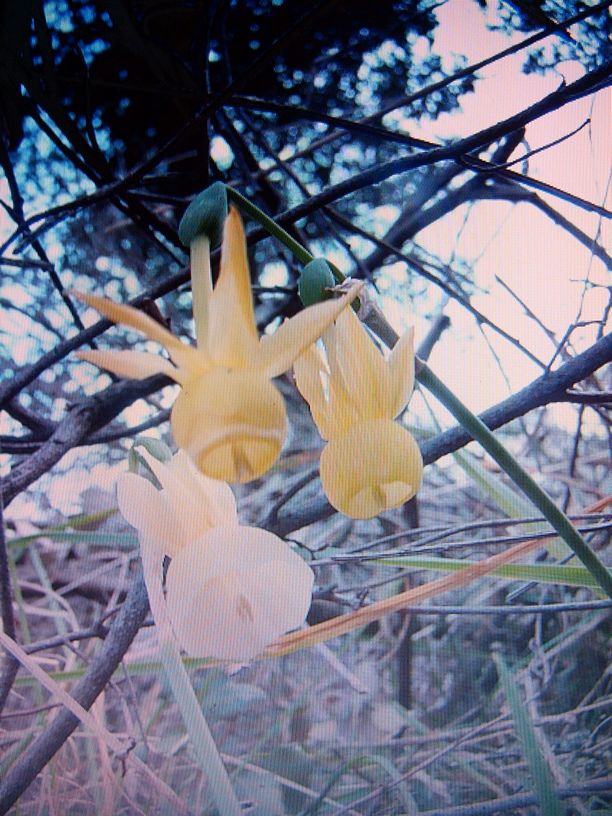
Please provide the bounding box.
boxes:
[393,0,610,426]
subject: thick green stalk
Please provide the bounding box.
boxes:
[417,363,612,598]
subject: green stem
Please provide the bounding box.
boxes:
[227,186,362,312]
[157,640,242,816]
[227,186,315,266]
[142,553,242,816]
[417,363,612,599]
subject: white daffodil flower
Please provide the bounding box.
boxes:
[118,450,314,661]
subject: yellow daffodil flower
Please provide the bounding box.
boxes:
[75,207,360,482]
[118,449,314,661]
[294,307,423,519]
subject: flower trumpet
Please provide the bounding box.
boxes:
[294,306,423,519]
[118,449,314,661]
[75,198,360,482]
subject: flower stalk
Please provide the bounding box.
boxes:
[226,186,314,266]
[140,547,242,816]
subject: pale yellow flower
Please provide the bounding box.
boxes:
[75,207,360,482]
[118,450,314,661]
[294,307,423,518]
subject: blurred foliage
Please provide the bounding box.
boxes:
[1,0,462,163]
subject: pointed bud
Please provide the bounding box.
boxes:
[178,182,228,248]
[298,258,336,307]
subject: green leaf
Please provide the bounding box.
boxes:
[8,530,136,554]
[494,651,566,816]
[371,555,610,590]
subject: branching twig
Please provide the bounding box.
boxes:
[1,376,170,508]
[0,571,149,813]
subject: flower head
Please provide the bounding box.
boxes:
[118,450,314,661]
[294,307,423,518]
[75,205,360,482]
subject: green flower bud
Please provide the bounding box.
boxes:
[298,258,335,307]
[178,182,228,248]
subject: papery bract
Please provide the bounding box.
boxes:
[76,206,360,482]
[294,307,423,519]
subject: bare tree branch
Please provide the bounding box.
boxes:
[1,376,170,508]
[0,571,150,813]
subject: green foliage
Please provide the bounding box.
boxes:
[494,651,566,816]
[372,554,611,590]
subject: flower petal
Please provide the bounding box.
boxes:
[116,472,179,559]
[171,368,287,483]
[140,449,238,533]
[330,308,393,419]
[208,207,260,366]
[72,290,204,372]
[76,350,183,383]
[319,419,423,519]
[258,282,363,377]
[327,375,359,436]
[292,343,333,439]
[321,322,362,434]
[387,327,415,418]
[166,526,314,661]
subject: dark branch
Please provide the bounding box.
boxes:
[0,571,149,813]
[1,376,170,508]
[268,61,612,227]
